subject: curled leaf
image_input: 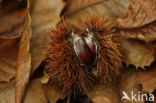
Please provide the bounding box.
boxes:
[15,10,31,103]
[116,0,156,43]
[116,0,156,28]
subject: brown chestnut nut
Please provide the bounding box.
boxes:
[71,32,98,67]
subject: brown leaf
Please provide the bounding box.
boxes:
[0,0,27,82]
[62,0,133,30]
[0,0,27,38]
[0,79,48,103]
[119,38,155,68]
[118,23,156,43]
[0,38,18,82]
[117,66,156,103]
[62,0,103,15]
[138,64,156,93]
[23,79,48,103]
[15,10,31,103]
[116,0,156,28]
[86,83,120,103]
[117,69,144,103]
[0,78,66,103]
[42,83,65,103]
[116,0,156,43]
[15,0,65,102]
[30,0,65,74]
[0,80,15,102]
[0,86,15,103]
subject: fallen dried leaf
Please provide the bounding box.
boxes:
[0,0,27,38]
[15,9,31,103]
[0,0,27,83]
[119,38,154,68]
[116,0,156,28]
[138,64,156,93]
[62,0,133,30]
[0,38,18,82]
[0,86,15,103]
[42,83,65,103]
[117,66,156,103]
[0,79,49,103]
[23,79,48,103]
[0,79,14,92]
[15,0,66,102]
[86,83,120,103]
[116,0,156,43]
[0,80,15,102]
[62,0,103,15]
[30,0,65,74]
[117,69,143,103]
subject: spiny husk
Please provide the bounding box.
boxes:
[85,16,113,35]
[46,16,122,94]
[96,36,121,81]
[85,16,122,82]
[45,21,95,94]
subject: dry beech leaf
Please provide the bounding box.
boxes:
[0,80,15,103]
[86,83,120,103]
[0,80,14,91]
[0,0,27,38]
[0,78,64,103]
[62,0,133,30]
[23,79,48,103]
[0,86,15,103]
[116,0,156,43]
[117,67,156,103]
[116,0,156,28]
[119,38,154,68]
[15,10,31,103]
[0,39,18,82]
[0,0,27,82]
[62,0,103,15]
[15,0,65,102]
[0,79,49,103]
[30,0,65,74]
[117,69,144,103]
[138,64,156,93]
[42,83,65,103]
